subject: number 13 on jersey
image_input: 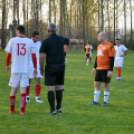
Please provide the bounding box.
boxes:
[17,43,26,56]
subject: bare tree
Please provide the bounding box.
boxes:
[1,0,6,49]
[124,0,127,45]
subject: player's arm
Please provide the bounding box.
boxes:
[5,39,13,73]
[6,53,12,73]
[69,39,83,45]
[39,40,47,75]
[92,57,97,75]
[124,49,128,56]
[39,53,46,70]
[107,46,115,78]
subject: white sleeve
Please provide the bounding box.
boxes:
[123,45,128,51]
[30,42,36,54]
[5,39,13,53]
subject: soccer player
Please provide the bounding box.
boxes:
[64,44,67,63]
[39,22,83,115]
[85,42,91,65]
[26,31,44,103]
[87,31,115,105]
[5,25,37,115]
[114,33,128,81]
[89,43,93,63]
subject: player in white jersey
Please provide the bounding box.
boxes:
[5,25,37,115]
[89,44,93,63]
[26,31,44,103]
[114,33,128,81]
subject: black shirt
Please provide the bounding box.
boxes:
[40,34,69,65]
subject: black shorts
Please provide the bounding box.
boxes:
[86,54,89,58]
[95,69,111,83]
[64,52,66,57]
[45,64,65,86]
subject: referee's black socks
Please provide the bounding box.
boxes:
[48,91,55,112]
[56,90,63,110]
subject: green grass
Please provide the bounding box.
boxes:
[0,49,134,134]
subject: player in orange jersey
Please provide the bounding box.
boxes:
[85,42,91,66]
[87,31,115,105]
[64,44,67,63]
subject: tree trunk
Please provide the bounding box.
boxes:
[124,0,127,45]
[129,0,133,49]
[1,0,6,49]
[101,0,104,31]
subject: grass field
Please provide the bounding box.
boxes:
[0,49,134,134]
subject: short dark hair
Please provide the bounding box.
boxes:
[16,25,25,34]
[88,41,91,44]
[32,31,39,38]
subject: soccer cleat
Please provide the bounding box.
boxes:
[87,101,98,105]
[35,98,44,103]
[21,112,27,115]
[60,85,65,92]
[49,111,57,116]
[115,78,119,81]
[26,97,30,102]
[102,102,108,105]
[10,111,16,114]
[56,109,62,114]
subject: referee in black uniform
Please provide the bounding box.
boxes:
[39,22,82,115]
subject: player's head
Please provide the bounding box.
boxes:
[98,31,108,44]
[31,31,39,42]
[88,41,91,45]
[47,22,57,35]
[15,25,25,36]
[115,32,121,46]
[115,39,121,46]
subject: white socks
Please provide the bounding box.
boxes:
[86,59,89,64]
[65,58,67,63]
[94,90,101,102]
[36,97,39,100]
[104,91,110,103]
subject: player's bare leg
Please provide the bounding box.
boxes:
[86,58,89,66]
[65,56,67,64]
[102,83,110,105]
[87,81,101,105]
[115,67,122,81]
[26,79,32,102]
[47,86,57,115]
[55,85,63,114]
[10,88,18,114]
[20,87,27,115]
[35,78,43,103]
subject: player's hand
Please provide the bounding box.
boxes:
[120,55,124,57]
[34,69,37,76]
[92,68,96,75]
[6,66,10,73]
[107,71,113,78]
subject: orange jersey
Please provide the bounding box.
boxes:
[64,45,67,53]
[85,45,91,54]
[97,41,115,70]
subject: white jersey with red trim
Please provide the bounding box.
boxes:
[90,45,93,57]
[29,41,41,67]
[5,36,35,73]
[114,44,128,58]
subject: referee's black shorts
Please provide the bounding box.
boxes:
[95,69,111,83]
[86,54,89,58]
[45,64,65,86]
[64,52,66,57]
